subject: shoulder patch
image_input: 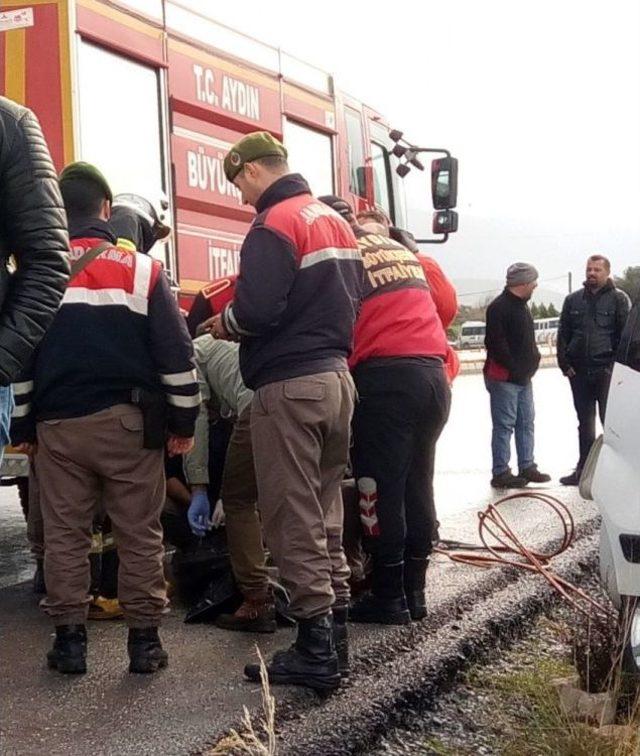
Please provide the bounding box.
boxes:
[202,278,234,300]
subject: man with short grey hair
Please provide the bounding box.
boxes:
[484,263,551,489]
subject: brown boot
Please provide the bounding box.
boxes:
[215,589,276,633]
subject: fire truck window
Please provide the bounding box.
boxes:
[371,142,393,219]
[77,42,165,197]
[345,108,366,197]
[77,41,171,268]
[283,120,334,196]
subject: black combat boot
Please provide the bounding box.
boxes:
[127,627,168,674]
[404,556,429,621]
[33,558,46,595]
[47,624,87,674]
[349,562,411,625]
[332,604,349,677]
[244,613,340,692]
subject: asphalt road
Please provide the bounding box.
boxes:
[0,368,598,755]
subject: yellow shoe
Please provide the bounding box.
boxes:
[88,596,124,621]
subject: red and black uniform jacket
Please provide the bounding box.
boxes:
[186,275,236,338]
[221,174,363,390]
[349,233,448,369]
[415,253,459,382]
[12,219,199,442]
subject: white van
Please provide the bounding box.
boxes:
[458,321,486,349]
[533,317,560,345]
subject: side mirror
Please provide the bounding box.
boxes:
[431,157,458,210]
[432,210,459,235]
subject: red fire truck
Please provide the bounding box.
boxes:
[0,0,457,305]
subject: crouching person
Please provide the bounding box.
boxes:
[185,332,275,633]
[13,163,198,675]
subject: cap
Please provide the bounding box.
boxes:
[59,161,113,202]
[506,262,539,287]
[223,131,287,182]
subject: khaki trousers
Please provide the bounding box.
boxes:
[220,405,269,597]
[37,405,167,627]
[251,371,354,619]
[26,461,45,559]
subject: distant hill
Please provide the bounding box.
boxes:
[452,278,567,309]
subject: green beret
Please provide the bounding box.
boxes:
[224,131,287,182]
[59,161,113,202]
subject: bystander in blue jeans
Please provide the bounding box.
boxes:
[485,378,535,476]
[0,384,14,464]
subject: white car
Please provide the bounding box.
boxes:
[580,303,640,674]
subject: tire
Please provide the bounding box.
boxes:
[620,596,640,682]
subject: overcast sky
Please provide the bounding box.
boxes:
[184,0,640,297]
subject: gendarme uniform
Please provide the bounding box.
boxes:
[13,163,199,674]
[221,132,363,690]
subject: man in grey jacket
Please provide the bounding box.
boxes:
[0,97,70,458]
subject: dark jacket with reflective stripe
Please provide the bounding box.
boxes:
[11,219,199,442]
[0,97,70,386]
[222,174,363,390]
[557,281,631,373]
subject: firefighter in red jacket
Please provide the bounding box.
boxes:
[320,197,452,626]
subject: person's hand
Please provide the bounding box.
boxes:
[195,316,216,337]
[187,490,212,537]
[211,498,225,528]
[210,314,230,340]
[14,442,36,457]
[167,434,194,457]
[564,367,576,378]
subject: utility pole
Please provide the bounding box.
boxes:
[568,271,572,293]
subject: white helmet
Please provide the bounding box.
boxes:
[112,191,171,244]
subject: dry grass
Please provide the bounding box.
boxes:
[206,646,277,756]
[471,612,640,756]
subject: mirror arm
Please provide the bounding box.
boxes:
[406,147,452,159]
[415,234,449,245]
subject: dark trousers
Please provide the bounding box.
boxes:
[352,361,451,566]
[569,367,611,470]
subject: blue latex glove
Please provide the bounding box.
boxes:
[188,490,211,537]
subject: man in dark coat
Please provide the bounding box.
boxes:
[484,263,551,489]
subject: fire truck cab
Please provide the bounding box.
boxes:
[0,0,458,306]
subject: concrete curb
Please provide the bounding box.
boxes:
[203,516,600,755]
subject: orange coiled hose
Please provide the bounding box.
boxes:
[434,492,614,620]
